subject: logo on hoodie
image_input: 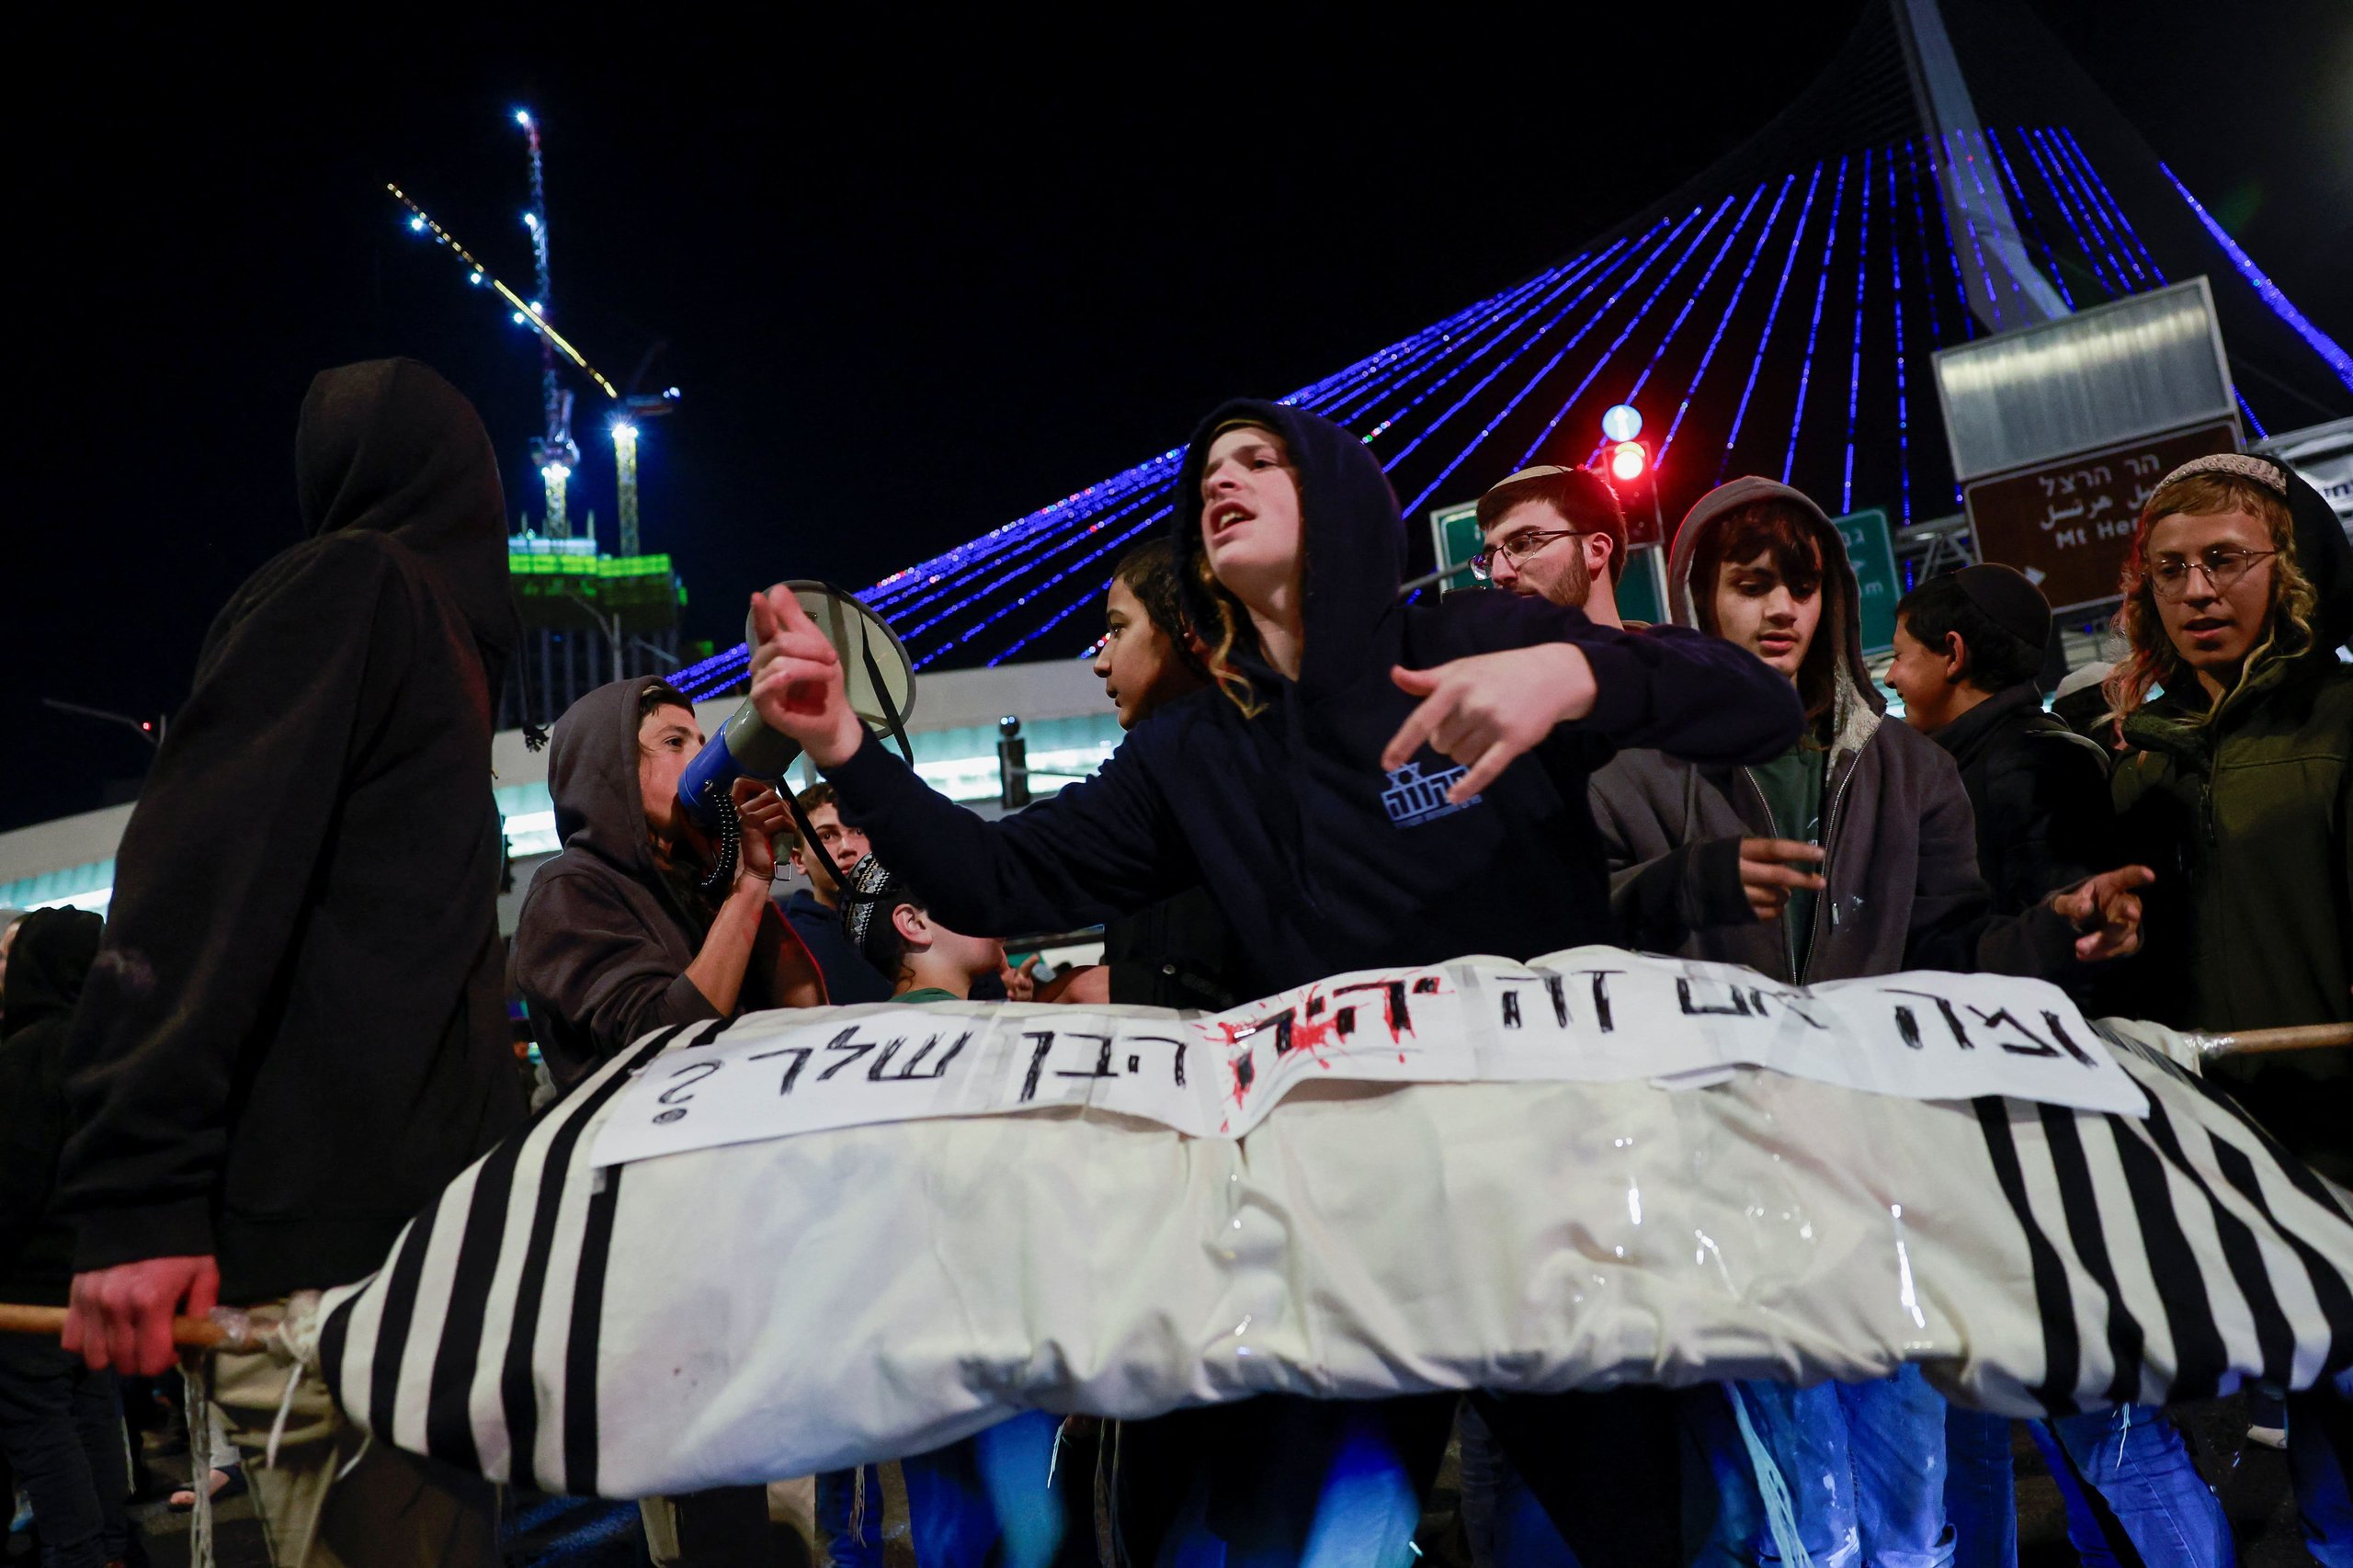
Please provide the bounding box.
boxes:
[1381,761,1481,828]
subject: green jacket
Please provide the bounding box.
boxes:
[2109,460,2351,1184]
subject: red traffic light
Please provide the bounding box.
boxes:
[1608,440,1649,483]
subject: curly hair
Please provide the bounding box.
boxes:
[1111,539,1209,680]
[2100,471,2318,739]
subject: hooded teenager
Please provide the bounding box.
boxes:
[512,676,824,1091]
[1590,476,2150,983]
[750,400,1802,994]
[57,359,518,1562]
[744,399,1806,1563]
[0,910,132,1568]
[1588,478,2155,1568]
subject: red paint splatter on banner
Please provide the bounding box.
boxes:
[1214,970,1452,1108]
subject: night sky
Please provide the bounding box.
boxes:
[10,4,2347,831]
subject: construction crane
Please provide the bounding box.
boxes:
[388,119,677,551]
[515,110,578,536]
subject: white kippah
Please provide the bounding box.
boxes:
[2154,452,2288,495]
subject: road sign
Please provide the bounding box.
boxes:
[1832,507,1900,653]
[1430,501,1483,593]
[1963,418,2239,614]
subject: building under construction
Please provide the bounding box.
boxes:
[501,536,688,732]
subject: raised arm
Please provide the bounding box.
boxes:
[746,585,1194,938]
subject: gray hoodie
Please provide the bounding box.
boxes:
[1589,477,2080,984]
[512,678,818,1088]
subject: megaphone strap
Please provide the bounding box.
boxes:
[857,623,916,769]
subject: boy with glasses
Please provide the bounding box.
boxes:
[2100,451,2353,1566]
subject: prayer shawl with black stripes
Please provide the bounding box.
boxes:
[315,1015,2352,1499]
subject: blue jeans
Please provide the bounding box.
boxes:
[815,1465,887,1568]
[1940,1407,2016,1568]
[1732,1369,1954,1568]
[904,1412,1070,1568]
[2029,1405,2229,1568]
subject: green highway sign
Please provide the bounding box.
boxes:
[1430,502,1483,590]
[1832,507,1900,653]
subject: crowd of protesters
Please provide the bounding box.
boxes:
[0,358,2346,1568]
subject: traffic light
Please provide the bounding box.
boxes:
[1608,440,1650,483]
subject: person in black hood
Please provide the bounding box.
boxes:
[750,399,1802,994]
[0,909,133,1568]
[513,676,824,1088]
[57,358,519,1564]
[743,399,1806,1563]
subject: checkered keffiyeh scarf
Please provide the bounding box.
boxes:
[840,854,909,963]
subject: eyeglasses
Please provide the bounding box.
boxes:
[2146,546,2277,599]
[1470,528,1585,581]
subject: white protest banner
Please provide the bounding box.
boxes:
[587,948,2146,1168]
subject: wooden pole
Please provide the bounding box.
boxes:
[0,1303,244,1349]
[2194,1023,2353,1056]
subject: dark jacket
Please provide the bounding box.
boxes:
[780,887,895,1005]
[2107,457,2351,1181]
[1592,477,2081,983]
[1929,682,2116,917]
[820,400,1803,994]
[1,910,104,1305]
[59,360,527,1301]
[513,678,821,1088]
[1102,888,1245,1011]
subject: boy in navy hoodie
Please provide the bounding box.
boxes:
[744,400,1807,1562]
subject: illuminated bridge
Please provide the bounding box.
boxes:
[669,0,2347,698]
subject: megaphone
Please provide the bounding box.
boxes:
[678,582,916,892]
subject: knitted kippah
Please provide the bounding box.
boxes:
[2154,452,2289,496]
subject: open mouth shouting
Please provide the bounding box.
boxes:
[1205,500,1255,540]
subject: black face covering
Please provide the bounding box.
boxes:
[295,358,519,694]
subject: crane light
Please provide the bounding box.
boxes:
[1609,441,1649,483]
[515,109,533,129]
